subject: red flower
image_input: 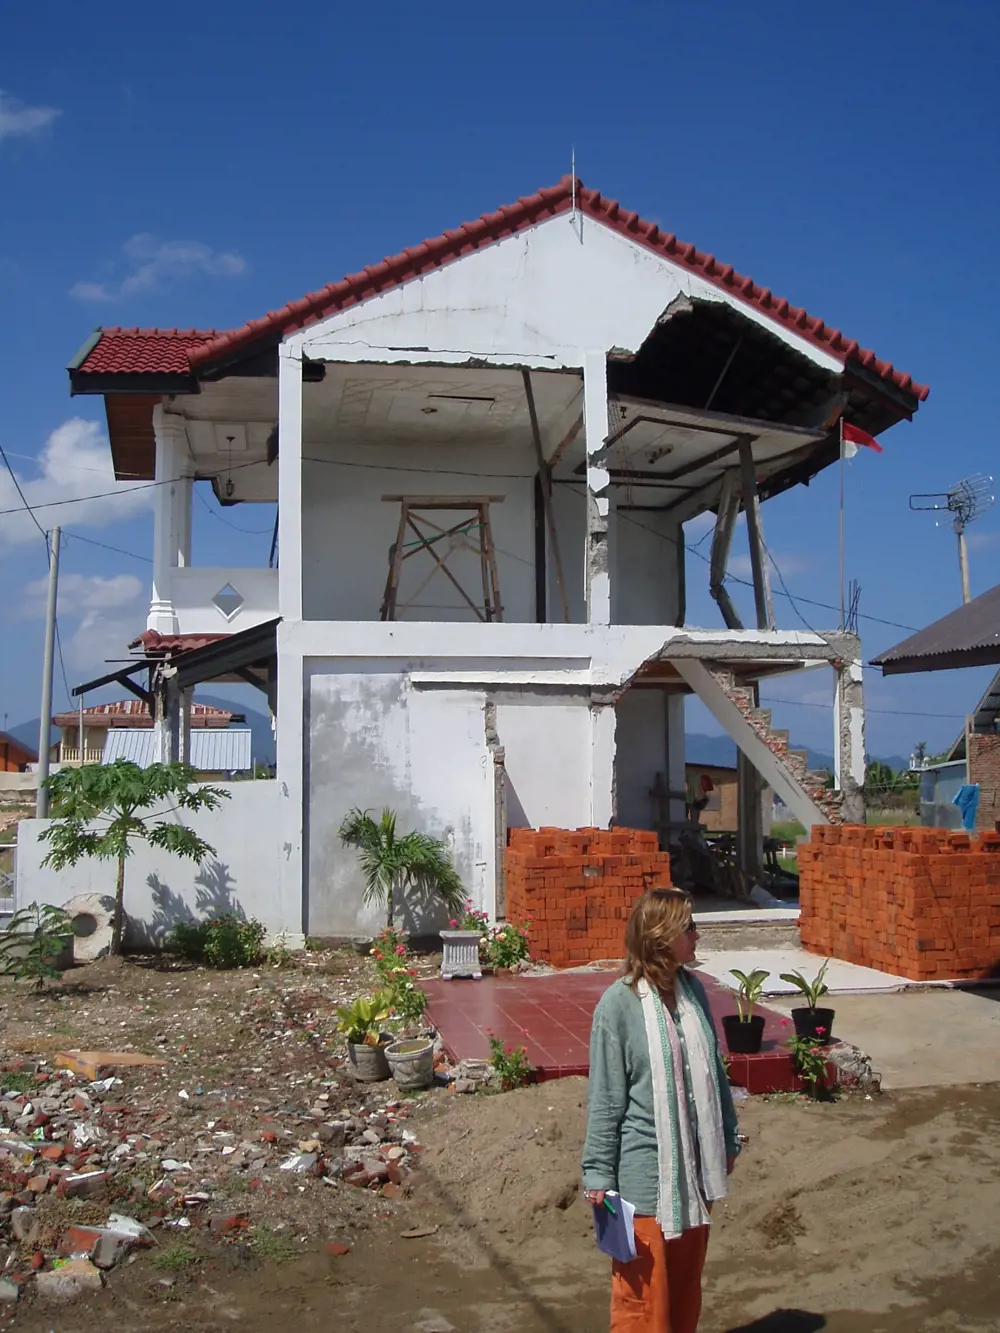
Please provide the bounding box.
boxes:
[815,1026,827,1036]
[395,944,406,956]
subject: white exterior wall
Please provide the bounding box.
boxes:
[289,215,841,375]
[300,443,545,622]
[494,690,591,829]
[304,664,494,936]
[15,782,292,946]
[171,567,279,634]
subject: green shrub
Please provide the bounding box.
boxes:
[167,913,265,968]
[0,903,73,990]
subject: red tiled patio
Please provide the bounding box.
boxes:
[424,969,801,1092]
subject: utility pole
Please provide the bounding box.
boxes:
[35,526,61,818]
[956,520,971,604]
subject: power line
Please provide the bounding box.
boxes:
[0,439,48,539]
[194,486,276,535]
[763,697,965,720]
[64,531,153,563]
[54,619,72,708]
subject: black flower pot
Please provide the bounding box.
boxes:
[722,1014,765,1055]
[792,1007,836,1043]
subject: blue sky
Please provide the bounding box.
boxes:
[1,0,997,761]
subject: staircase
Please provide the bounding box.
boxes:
[712,670,843,824]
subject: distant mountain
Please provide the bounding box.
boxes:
[4,719,49,756]
[685,732,909,774]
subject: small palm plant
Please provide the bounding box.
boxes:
[339,807,464,928]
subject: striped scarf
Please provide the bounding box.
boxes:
[637,971,728,1240]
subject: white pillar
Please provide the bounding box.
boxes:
[276,629,306,940]
[834,655,866,822]
[148,408,190,633]
[278,346,303,622]
[583,352,611,625]
[666,694,687,828]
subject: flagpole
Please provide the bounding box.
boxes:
[839,418,845,631]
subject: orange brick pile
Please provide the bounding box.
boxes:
[506,826,672,967]
[799,824,1000,981]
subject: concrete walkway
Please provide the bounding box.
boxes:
[695,945,908,996]
[767,987,1000,1089]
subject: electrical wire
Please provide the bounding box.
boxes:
[194,486,276,535]
[762,697,966,720]
[0,439,48,538]
[64,532,153,563]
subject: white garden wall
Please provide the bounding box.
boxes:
[15,781,291,948]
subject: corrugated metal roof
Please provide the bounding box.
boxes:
[103,729,252,772]
[871,584,1000,675]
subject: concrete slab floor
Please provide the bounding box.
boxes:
[767,987,1000,1089]
[694,945,907,996]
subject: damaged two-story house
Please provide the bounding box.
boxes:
[21,177,926,943]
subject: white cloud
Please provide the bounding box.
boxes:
[729,551,809,579]
[22,572,144,617]
[964,530,1000,553]
[69,609,145,669]
[71,233,246,302]
[0,90,60,142]
[21,572,145,670]
[0,417,152,545]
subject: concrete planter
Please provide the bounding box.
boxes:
[348,1036,391,1083]
[439,930,483,980]
[386,1037,435,1090]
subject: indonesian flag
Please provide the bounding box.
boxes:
[841,420,883,459]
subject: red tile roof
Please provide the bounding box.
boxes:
[75,327,218,377]
[72,178,928,401]
[130,631,230,654]
[52,700,235,729]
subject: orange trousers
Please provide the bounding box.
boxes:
[609,1215,710,1333]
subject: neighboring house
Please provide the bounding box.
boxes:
[0,732,36,773]
[685,763,774,835]
[45,700,251,783]
[17,174,925,944]
[873,587,1000,830]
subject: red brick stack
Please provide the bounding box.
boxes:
[505,827,672,967]
[798,824,1000,981]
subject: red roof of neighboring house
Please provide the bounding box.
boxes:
[130,631,230,654]
[71,177,928,401]
[52,700,236,730]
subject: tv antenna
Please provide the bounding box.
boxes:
[909,474,995,604]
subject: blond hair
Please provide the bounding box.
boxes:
[623,888,694,999]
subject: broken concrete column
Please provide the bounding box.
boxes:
[834,645,866,824]
[591,688,617,828]
[583,352,611,625]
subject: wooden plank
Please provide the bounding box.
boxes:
[381,495,506,506]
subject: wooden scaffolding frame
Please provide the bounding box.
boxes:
[379,495,505,622]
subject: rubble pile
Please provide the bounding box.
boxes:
[0,956,436,1310]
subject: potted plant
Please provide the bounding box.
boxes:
[722,968,770,1054]
[335,991,395,1082]
[385,1036,435,1090]
[779,959,835,1043]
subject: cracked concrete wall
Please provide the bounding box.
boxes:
[305,664,492,935]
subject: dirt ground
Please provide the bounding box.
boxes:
[2,955,999,1332]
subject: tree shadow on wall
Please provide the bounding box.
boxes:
[141,861,244,948]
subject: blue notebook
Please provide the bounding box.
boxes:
[592,1190,637,1262]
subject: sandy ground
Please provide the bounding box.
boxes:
[9,1074,999,1333]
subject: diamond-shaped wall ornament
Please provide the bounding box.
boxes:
[212,582,245,620]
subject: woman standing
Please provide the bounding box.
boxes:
[582,888,740,1332]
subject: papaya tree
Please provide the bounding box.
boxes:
[39,760,230,955]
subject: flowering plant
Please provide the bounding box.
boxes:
[482,921,531,969]
[450,900,490,933]
[487,1033,532,1091]
[370,926,409,982]
[787,1032,830,1097]
[370,928,427,1028]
